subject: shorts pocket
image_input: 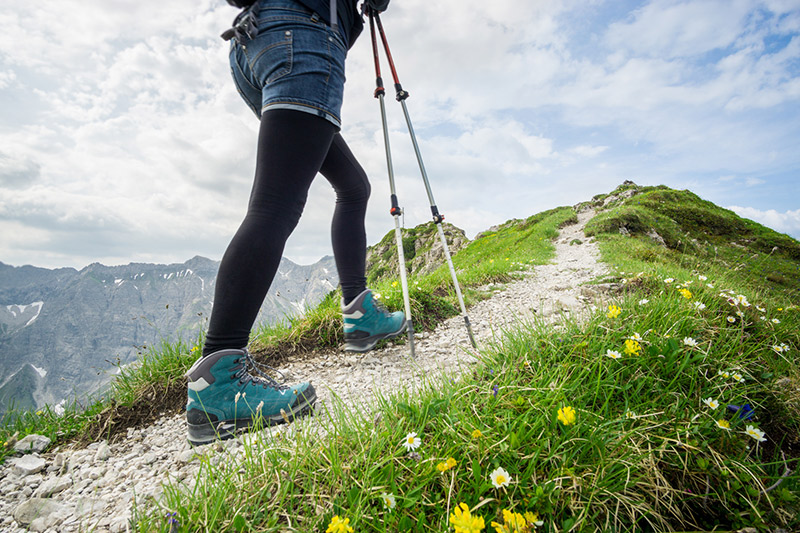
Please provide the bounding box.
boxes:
[245,29,293,86]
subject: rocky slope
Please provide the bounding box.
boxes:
[366,221,469,281]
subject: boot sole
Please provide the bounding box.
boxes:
[187,388,317,446]
[344,321,408,353]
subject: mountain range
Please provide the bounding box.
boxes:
[0,255,338,416]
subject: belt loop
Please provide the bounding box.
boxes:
[330,0,338,32]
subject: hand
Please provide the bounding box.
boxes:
[363,0,390,15]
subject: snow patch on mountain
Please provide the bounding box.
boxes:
[3,301,44,327]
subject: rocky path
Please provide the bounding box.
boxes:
[0,208,609,533]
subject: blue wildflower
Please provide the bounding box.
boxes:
[727,404,754,420]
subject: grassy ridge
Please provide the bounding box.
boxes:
[138,271,799,531]
[584,183,800,299]
[3,184,798,531]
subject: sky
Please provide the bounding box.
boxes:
[1,0,799,270]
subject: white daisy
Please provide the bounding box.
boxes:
[702,398,720,410]
[401,432,421,451]
[381,492,397,510]
[745,425,766,442]
[489,467,511,489]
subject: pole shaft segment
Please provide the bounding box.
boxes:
[378,94,415,356]
[403,99,476,347]
[370,11,415,356]
[400,100,436,207]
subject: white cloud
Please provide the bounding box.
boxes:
[606,0,753,58]
[0,69,15,89]
[568,145,609,157]
[728,205,800,238]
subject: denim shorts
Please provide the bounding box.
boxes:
[229,0,347,128]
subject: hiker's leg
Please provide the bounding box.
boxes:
[320,133,371,306]
[202,109,337,356]
[319,136,405,352]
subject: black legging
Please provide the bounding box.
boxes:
[202,109,370,356]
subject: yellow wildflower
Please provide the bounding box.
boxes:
[623,339,642,356]
[524,512,544,528]
[471,429,483,439]
[606,305,621,319]
[326,515,354,533]
[491,509,544,532]
[450,503,486,533]
[557,406,576,426]
[437,457,457,472]
[491,509,528,533]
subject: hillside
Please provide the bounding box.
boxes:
[1,182,798,532]
[584,181,800,297]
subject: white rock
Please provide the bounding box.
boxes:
[13,434,52,454]
[11,455,46,476]
[13,497,67,526]
[73,497,106,518]
[28,517,49,532]
[24,473,43,486]
[110,515,132,533]
[94,441,111,461]
[33,475,72,497]
[142,452,158,465]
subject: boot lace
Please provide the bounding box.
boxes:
[232,351,289,391]
[372,298,395,317]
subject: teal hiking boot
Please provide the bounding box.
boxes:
[185,349,316,445]
[342,289,406,352]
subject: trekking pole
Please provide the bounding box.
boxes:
[371,11,477,349]
[368,10,416,357]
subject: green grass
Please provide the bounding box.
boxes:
[3,184,799,532]
[137,277,799,532]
